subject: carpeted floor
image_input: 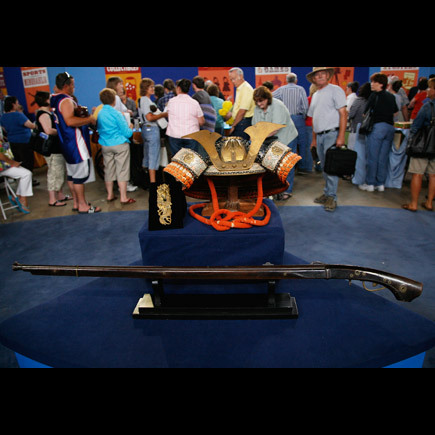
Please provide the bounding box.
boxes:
[0,205,434,367]
[278,205,435,322]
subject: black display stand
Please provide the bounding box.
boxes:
[137,199,298,319]
[132,278,299,319]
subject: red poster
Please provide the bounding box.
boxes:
[20,67,50,114]
[329,67,354,91]
[0,67,6,94]
[198,67,234,101]
[381,67,419,94]
[255,67,291,91]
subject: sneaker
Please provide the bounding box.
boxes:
[314,194,328,204]
[127,182,138,192]
[375,185,385,192]
[324,196,337,212]
[358,184,374,192]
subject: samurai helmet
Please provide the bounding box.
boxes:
[164,122,302,199]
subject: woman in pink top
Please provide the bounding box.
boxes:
[166,78,205,157]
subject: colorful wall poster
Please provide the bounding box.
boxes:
[198,67,235,101]
[381,67,419,93]
[104,67,142,104]
[0,67,7,95]
[329,67,355,91]
[255,67,291,91]
[20,67,50,114]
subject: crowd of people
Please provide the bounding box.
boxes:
[1,67,434,217]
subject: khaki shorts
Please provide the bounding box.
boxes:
[408,157,435,175]
[101,143,131,182]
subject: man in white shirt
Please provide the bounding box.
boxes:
[307,67,347,212]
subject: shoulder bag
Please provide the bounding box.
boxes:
[406,102,435,159]
[359,94,379,136]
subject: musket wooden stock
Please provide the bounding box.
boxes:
[12,262,423,302]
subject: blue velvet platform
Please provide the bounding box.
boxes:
[1,201,435,367]
[138,199,285,267]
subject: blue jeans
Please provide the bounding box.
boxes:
[316,130,339,200]
[231,117,252,141]
[142,124,161,170]
[291,114,312,172]
[351,123,367,186]
[168,136,203,158]
[366,122,395,186]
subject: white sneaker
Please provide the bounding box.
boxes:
[358,184,374,192]
[127,182,138,192]
[375,185,385,192]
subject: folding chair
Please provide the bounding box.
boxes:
[0,176,20,220]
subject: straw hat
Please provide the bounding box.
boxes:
[306,67,335,84]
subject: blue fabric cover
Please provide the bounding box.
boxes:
[139,199,285,267]
[1,201,435,367]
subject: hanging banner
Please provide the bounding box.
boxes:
[329,67,355,91]
[198,67,235,101]
[381,67,419,94]
[104,67,142,104]
[255,67,291,91]
[20,67,50,114]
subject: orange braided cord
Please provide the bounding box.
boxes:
[189,174,272,231]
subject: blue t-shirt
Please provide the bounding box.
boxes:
[0,111,32,143]
[97,105,133,147]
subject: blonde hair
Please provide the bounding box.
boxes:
[309,84,318,97]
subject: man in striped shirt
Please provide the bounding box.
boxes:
[273,73,311,174]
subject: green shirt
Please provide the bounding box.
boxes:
[252,98,298,146]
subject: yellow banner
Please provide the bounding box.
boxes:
[104,67,142,104]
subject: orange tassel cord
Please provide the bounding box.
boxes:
[189,174,272,232]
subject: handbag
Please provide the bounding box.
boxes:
[359,94,379,135]
[324,146,357,177]
[29,130,53,157]
[406,102,435,159]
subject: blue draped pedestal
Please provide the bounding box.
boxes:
[1,200,435,367]
[386,129,409,189]
[138,199,285,268]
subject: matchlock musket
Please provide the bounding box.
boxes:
[12,262,423,302]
